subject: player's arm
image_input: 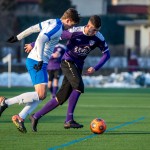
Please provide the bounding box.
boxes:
[85,34,110,75]
[85,50,110,75]
[17,19,52,42]
[7,24,41,43]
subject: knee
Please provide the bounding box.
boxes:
[74,80,84,93]
[38,93,47,100]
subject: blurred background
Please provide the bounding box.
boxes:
[1,0,150,87]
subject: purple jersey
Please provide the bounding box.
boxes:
[47,44,66,70]
[61,26,109,70]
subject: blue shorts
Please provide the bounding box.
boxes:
[26,58,48,85]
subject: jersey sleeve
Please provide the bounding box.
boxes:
[43,19,62,40]
[17,19,53,41]
[38,19,52,30]
[96,32,109,54]
[17,24,41,40]
[93,32,110,71]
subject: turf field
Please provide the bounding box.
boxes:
[0,87,150,150]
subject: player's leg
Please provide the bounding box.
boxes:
[29,97,58,132]
[47,70,53,96]
[52,69,61,98]
[0,92,39,117]
[52,78,58,97]
[12,58,48,133]
[11,101,41,133]
[29,76,72,132]
[61,60,84,129]
[12,84,47,133]
[0,97,8,116]
[0,59,45,118]
[19,101,42,120]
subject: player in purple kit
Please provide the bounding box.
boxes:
[47,44,66,98]
[29,15,110,132]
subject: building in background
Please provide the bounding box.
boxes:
[118,19,150,56]
[71,0,107,16]
[108,0,150,15]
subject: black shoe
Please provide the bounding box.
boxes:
[64,120,84,129]
[29,114,38,132]
[12,115,27,133]
[0,97,8,116]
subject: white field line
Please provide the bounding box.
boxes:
[62,104,150,108]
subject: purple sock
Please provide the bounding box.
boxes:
[52,86,58,98]
[66,90,81,122]
[33,98,59,119]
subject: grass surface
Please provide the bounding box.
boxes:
[0,87,150,150]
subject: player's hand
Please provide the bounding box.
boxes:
[24,44,33,53]
[51,52,60,58]
[84,67,95,75]
[7,36,18,43]
[34,61,43,71]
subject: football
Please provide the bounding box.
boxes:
[90,118,106,134]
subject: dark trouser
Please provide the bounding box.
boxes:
[47,69,62,81]
[56,60,84,105]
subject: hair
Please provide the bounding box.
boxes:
[61,8,80,24]
[89,15,101,29]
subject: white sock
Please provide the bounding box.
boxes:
[19,100,42,120]
[5,92,39,106]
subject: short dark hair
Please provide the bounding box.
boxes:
[61,8,80,24]
[89,15,101,29]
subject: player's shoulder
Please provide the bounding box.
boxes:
[95,32,105,41]
[41,19,62,27]
[68,26,84,33]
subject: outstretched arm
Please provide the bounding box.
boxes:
[17,24,41,40]
[7,24,41,43]
[85,51,110,75]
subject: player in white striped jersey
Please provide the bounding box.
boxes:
[0,8,80,133]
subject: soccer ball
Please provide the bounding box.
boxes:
[90,118,106,134]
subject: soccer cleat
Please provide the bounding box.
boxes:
[0,96,8,116]
[29,114,39,132]
[12,115,27,133]
[64,120,84,129]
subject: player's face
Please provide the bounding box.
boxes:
[63,19,76,30]
[85,21,99,36]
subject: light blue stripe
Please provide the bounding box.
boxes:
[48,117,145,150]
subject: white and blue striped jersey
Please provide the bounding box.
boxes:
[17,19,64,63]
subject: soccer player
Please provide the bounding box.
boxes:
[47,44,66,98]
[25,43,66,98]
[29,15,110,132]
[0,8,80,133]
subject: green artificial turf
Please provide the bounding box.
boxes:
[0,87,150,150]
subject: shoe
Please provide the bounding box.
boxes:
[64,120,84,129]
[29,114,38,132]
[0,96,8,116]
[12,115,27,133]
